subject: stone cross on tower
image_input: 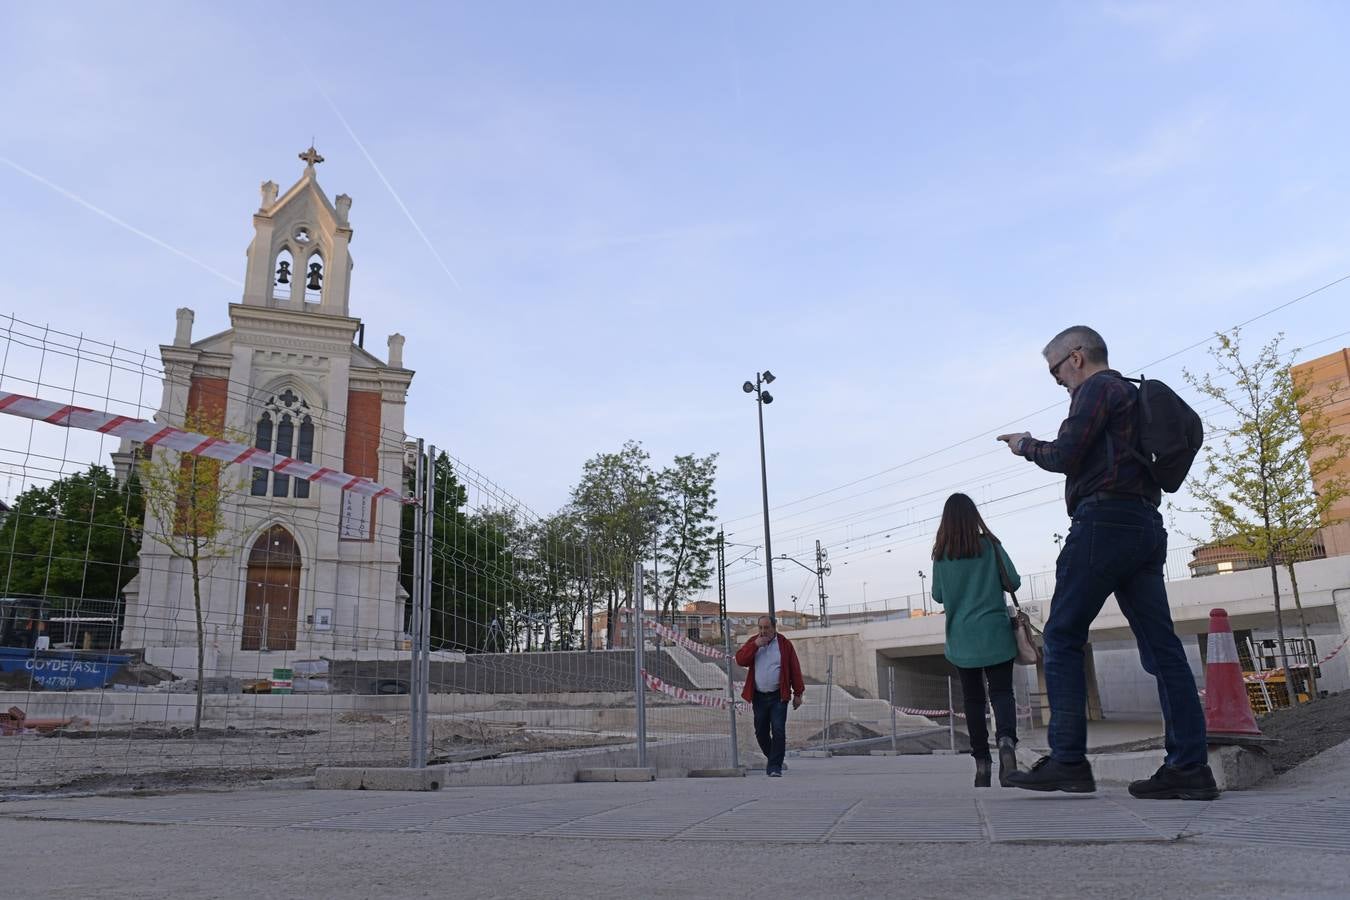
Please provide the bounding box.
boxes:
[299,145,325,168]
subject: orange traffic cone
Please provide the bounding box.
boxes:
[1204,608,1262,736]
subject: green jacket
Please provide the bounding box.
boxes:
[931,537,1021,669]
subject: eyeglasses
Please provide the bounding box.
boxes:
[1048,346,1082,380]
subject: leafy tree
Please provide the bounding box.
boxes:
[135,415,245,730]
[653,453,719,624]
[570,441,659,647]
[1186,331,1350,705]
[0,465,143,629]
[400,452,521,653]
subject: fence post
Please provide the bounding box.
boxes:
[947,676,956,753]
[409,439,425,769]
[722,618,739,769]
[820,654,834,752]
[888,666,897,753]
[417,444,436,768]
[632,563,648,769]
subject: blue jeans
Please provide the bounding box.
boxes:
[1044,499,1207,768]
[752,690,789,773]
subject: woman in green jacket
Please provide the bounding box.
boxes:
[931,493,1022,787]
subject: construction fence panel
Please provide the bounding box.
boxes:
[0,316,737,792]
[0,315,417,792]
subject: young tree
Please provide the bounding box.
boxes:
[653,453,719,625]
[1186,331,1349,705]
[135,417,244,730]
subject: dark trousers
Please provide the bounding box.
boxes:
[1044,499,1207,768]
[956,658,1017,760]
[752,690,789,773]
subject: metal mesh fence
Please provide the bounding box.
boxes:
[0,315,738,792]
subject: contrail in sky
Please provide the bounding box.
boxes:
[0,155,242,288]
[314,85,464,291]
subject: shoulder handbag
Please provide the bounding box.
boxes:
[991,539,1042,666]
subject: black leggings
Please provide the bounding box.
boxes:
[956,658,1017,760]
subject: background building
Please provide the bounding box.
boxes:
[1292,346,1350,557]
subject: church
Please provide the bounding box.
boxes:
[116,148,414,677]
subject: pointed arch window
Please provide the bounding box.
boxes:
[272,248,294,302]
[250,389,316,498]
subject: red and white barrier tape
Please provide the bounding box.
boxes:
[642,670,744,711]
[642,617,731,661]
[892,704,966,719]
[1243,635,1349,683]
[0,390,413,504]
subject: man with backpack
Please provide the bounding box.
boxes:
[995,325,1218,800]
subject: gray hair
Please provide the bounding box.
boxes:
[1042,326,1109,366]
[758,615,775,627]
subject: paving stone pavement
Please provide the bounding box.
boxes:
[5,752,1350,852]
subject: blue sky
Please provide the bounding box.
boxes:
[3,2,1350,613]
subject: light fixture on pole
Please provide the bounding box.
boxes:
[917,570,927,613]
[1053,533,1064,552]
[743,370,777,620]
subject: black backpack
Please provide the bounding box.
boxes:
[1118,375,1204,493]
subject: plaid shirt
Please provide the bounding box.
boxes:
[1021,369,1160,515]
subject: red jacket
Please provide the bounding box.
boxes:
[735,633,805,703]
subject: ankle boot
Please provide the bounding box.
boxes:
[974,757,992,788]
[998,737,1019,786]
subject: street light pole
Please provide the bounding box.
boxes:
[744,371,778,621]
[917,570,927,614]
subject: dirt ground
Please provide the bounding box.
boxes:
[1091,689,1350,773]
[0,712,639,795]
[1252,688,1350,772]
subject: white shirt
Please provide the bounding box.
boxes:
[754,637,783,693]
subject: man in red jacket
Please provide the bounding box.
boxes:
[735,615,805,777]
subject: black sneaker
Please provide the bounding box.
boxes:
[1128,764,1220,801]
[1004,756,1096,794]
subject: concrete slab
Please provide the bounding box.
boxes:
[687,767,747,777]
[314,767,445,791]
[576,767,655,782]
[1086,745,1273,791]
[798,750,832,758]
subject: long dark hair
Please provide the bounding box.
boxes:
[931,493,999,561]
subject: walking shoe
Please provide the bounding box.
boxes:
[1004,756,1096,794]
[998,737,1019,787]
[974,757,992,788]
[1128,764,1219,801]
[768,770,783,778]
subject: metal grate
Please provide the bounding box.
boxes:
[980,797,1169,843]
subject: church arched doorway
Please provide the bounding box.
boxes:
[242,525,301,651]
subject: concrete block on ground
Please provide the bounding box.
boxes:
[315,766,446,791]
[1085,745,1272,791]
[799,750,832,758]
[577,767,655,782]
[870,750,900,756]
[1083,751,1157,786]
[1209,744,1273,791]
[930,749,959,755]
[687,767,747,777]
